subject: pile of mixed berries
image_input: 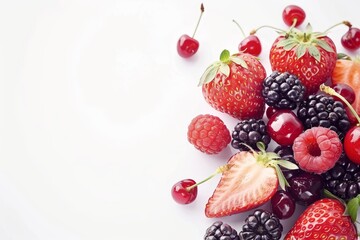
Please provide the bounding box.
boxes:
[174,4,360,240]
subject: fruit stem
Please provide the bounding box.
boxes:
[232,19,246,37]
[192,3,205,38]
[287,18,298,34]
[323,21,352,34]
[250,25,286,35]
[320,84,360,126]
[186,164,229,191]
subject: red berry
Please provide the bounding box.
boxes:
[171,179,197,204]
[332,83,355,105]
[177,4,204,58]
[267,110,303,146]
[341,27,360,51]
[282,5,306,27]
[293,127,342,174]
[346,107,358,126]
[187,114,231,154]
[271,190,296,219]
[344,126,360,164]
[238,35,262,56]
[265,106,280,119]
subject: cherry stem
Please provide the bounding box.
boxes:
[250,25,286,35]
[192,3,205,38]
[186,164,229,191]
[320,84,360,127]
[288,18,298,33]
[323,21,352,34]
[232,19,246,37]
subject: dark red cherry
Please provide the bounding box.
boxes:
[344,126,360,165]
[238,35,262,56]
[341,27,360,51]
[266,106,280,119]
[271,190,296,219]
[171,179,197,204]
[332,83,355,105]
[267,110,304,146]
[177,4,204,58]
[282,5,306,27]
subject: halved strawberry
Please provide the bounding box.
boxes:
[205,143,298,218]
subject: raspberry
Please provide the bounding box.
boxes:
[292,127,342,174]
[187,114,231,154]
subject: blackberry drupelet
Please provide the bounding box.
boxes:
[322,152,360,200]
[204,221,239,240]
[297,94,351,140]
[231,119,271,151]
[262,71,306,109]
[239,209,283,240]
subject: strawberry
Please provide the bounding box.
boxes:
[269,25,337,95]
[285,198,358,240]
[199,50,266,120]
[205,143,297,218]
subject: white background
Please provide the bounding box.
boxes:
[0,0,359,239]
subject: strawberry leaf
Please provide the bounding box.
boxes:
[305,23,313,34]
[277,38,295,48]
[220,50,230,62]
[276,160,299,170]
[308,45,321,62]
[346,196,360,222]
[283,41,298,51]
[296,44,307,60]
[219,63,230,77]
[230,56,248,69]
[315,39,335,52]
[198,63,220,86]
[273,164,287,190]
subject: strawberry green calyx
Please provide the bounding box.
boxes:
[345,194,360,223]
[198,49,248,86]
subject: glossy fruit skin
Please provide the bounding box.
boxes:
[344,126,360,164]
[266,106,279,119]
[177,34,199,58]
[271,190,296,219]
[282,5,306,27]
[270,36,337,95]
[287,172,324,206]
[332,83,355,105]
[204,221,240,240]
[171,179,197,204]
[202,53,266,120]
[341,27,360,51]
[285,198,357,240]
[238,35,262,56]
[267,110,304,146]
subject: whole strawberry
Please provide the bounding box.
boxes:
[270,25,337,95]
[200,50,266,120]
[285,198,357,240]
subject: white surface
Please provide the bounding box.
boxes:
[0,0,359,239]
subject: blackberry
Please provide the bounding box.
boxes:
[297,94,351,140]
[262,71,306,109]
[322,152,360,200]
[204,221,239,240]
[239,209,283,240]
[231,119,271,151]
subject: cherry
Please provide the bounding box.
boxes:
[346,107,358,126]
[271,190,296,219]
[177,4,204,58]
[171,179,198,204]
[266,106,280,119]
[233,20,262,56]
[332,83,355,105]
[267,110,304,146]
[341,27,360,51]
[282,5,306,27]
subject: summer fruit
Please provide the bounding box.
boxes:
[285,198,357,240]
[331,57,360,115]
[262,71,306,110]
[267,110,304,146]
[297,94,351,140]
[177,4,204,58]
[204,221,239,240]
[287,172,324,206]
[265,106,279,119]
[292,127,342,174]
[200,50,266,120]
[233,20,262,56]
[332,83,356,105]
[205,143,298,218]
[322,152,360,200]
[271,190,296,219]
[238,209,283,240]
[231,119,271,151]
[274,146,302,180]
[341,27,360,51]
[187,114,231,154]
[321,84,360,165]
[269,24,337,95]
[282,5,306,27]
[171,179,198,204]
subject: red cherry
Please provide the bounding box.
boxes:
[238,35,262,56]
[346,107,358,126]
[177,4,204,58]
[267,110,304,146]
[271,190,296,219]
[266,106,280,119]
[171,179,197,204]
[344,126,360,164]
[341,27,360,51]
[332,83,355,105]
[282,5,306,27]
